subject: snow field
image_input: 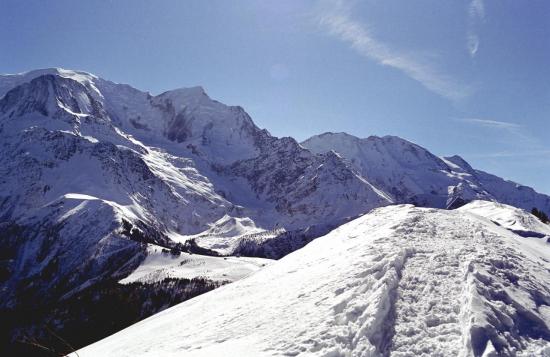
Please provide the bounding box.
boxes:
[75,203,550,356]
[119,244,272,284]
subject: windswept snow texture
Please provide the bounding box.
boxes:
[459,200,550,239]
[75,202,550,357]
[302,132,550,213]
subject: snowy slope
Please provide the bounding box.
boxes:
[226,139,391,228]
[74,202,550,356]
[0,71,232,231]
[119,244,272,284]
[171,215,268,255]
[0,193,145,309]
[459,200,550,239]
[302,132,550,213]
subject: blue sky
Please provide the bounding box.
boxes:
[1,0,549,193]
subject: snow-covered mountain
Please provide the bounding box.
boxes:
[2,68,550,354]
[302,132,550,212]
[0,69,390,292]
[73,201,550,356]
[0,69,390,310]
[0,71,230,310]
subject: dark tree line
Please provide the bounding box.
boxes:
[1,277,227,356]
[121,219,219,256]
[532,208,549,224]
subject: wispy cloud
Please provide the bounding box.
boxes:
[456,117,550,167]
[467,0,485,57]
[315,0,471,102]
[456,117,541,148]
[457,118,521,130]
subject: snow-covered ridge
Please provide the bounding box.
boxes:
[302,132,550,213]
[459,200,550,238]
[74,202,550,356]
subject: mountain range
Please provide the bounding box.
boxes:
[1,68,549,355]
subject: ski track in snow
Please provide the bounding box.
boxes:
[74,204,550,357]
[390,212,484,356]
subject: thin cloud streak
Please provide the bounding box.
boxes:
[457,118,521,130]
[467,0,485,57]
[456,117,541,149]
[316,0,471,102]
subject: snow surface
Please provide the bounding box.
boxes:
[119,244,272,284]
[459,200,550,238]
[74,202,550,356]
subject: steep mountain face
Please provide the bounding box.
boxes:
[1,69,394,226]
[302,132,550,212]
[0,73,244,310]
[73,202,550,356]
[93,77,392,229]
[0,69,391,311]
[226,137,390,228]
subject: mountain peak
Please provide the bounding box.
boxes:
[158,85,207,100]
[316,131,359,139]
[443,155,474,172]
[155,86,212,113]
[0,68,102,105]
[1,67,96,79]
[0,73,106,120]
[303,132,422,152]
